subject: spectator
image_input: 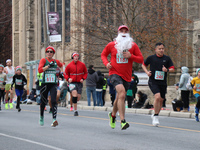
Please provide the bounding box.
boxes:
[86,65,99,106]
[102,74,107,106]
[96,70,104,106]
[179,66,190,112]
[28,88,37,102]
[172,83,183,112]
[132,70,139,100]
[126,79,134,108]
[133,91,148,108]
[107,78,116,106]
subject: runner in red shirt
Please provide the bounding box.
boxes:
[64,52,87,116]
[101,25,143,130]
[38,46,63,127]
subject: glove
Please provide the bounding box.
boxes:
[3,82,6,85]
[48,61,55,67]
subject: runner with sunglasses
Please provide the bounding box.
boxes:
[38,46,63,127]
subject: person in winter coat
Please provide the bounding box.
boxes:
[107,78,116,106]
[179,66,190,112]
[86,65,99,106]
[96,70,104,106]
[133,91,147,108]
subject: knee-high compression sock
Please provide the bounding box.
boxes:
[16,96,20,108]
[40,103,45,117]
[72,97,77,104]
[52,102,57,119]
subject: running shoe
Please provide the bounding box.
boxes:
[9,103,13,109]
[18,108,21,112]
[70,106,73,111]
[151,114,159,126]
[51,119,58,127]
[49,108,52,113]
[121,121,129,130]
[108,112,116,129]
[74,111,79,116]
[5,103,8,109]
[39,116,44,126]
[195,115,199,122]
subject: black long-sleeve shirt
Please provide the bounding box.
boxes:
[11,74,27,90]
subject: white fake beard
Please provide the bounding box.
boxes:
[114,33,133,56]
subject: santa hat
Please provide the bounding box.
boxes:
[45,46,55,53]
[16,66,22,72]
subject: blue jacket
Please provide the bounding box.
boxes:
[107,78,116,94]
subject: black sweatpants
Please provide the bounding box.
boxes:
[40,83,57,119]
[110,94,116,106]
[181,90,190,109]
[127,96,133,108]
[0,89,5,107]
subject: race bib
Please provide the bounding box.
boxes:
[116,54,128,64]
[196,84,200,91]
[155,71,164,80]
[69,84,76,91]
[8,74,13,79]
[0,78,3,85]
[16,79,22,85]
[45,74,56,83]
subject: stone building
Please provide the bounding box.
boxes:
[11,0,200,84]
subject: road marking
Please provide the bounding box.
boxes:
[0,133,65,150]
[23,109,200,133]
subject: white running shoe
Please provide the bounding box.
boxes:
[151,114,159,126]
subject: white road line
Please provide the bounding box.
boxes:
[0,133,65,150]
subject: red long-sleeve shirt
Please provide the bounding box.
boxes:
[64,60,88,82]
[38,57,63,73]
[101,41,143,82]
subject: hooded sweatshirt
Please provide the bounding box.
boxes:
[86,68,99,87]
[179,66,190,91]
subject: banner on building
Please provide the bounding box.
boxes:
[47,12,61,42]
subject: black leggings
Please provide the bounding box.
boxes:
[0,89,5,105]
[181,90,190,108]
[40,83,57,119]
[127,96,133,108]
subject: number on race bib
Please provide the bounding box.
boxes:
[45,74,56,83]
[155,71,165,80]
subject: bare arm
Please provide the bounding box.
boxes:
[142,64,151,77]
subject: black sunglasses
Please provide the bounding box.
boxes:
[46,51,54,53]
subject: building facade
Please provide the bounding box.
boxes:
[12,0,200,84]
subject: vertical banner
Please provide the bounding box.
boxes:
[47,12,62,42]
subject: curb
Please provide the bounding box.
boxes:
[79,105,195,119]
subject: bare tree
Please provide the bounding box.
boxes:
[71,0,191,69]
[0,0,12,66]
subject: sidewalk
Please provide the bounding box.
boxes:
[75,100,196,119]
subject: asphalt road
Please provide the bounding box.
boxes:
[0,105,200,150]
